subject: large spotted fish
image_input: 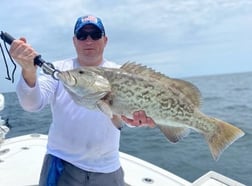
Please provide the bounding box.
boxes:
[57,62,244,160]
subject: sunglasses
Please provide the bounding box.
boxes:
[76,31,104,41]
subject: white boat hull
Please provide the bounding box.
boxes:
[0,134,245,186]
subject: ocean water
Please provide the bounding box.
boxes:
[1,72,252,185]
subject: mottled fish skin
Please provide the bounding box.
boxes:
[58,62,245,160]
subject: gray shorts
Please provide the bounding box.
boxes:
[39,154,125,186]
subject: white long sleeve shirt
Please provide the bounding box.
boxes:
[16,58,121,173]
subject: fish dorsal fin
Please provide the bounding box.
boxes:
[121,62,167,79]
[121,62,202,107]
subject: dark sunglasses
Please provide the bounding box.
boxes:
[76,31,104,41]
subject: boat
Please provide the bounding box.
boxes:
[0,93,246,186]
[0,93,9,144]
[0,134,246,186]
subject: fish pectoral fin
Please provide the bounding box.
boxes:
[96,100,113,118]
[157,125,190,143]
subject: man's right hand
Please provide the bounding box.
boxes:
[9,38,38,87]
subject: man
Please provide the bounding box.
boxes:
[10,15,155,186]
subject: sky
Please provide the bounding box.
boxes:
[0,0,252,92]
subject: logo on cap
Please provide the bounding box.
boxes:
[82,15,97,23]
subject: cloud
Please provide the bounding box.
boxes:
[2,0,251,43]
[1,0,252,92]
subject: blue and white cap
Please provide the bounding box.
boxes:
[74,15,105,35]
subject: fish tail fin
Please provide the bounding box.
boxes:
[204,117,244,161]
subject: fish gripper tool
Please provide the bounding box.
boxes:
[0,31,60,80]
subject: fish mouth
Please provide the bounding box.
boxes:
[57,71,77,86]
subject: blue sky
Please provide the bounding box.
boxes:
[0,0,252,92]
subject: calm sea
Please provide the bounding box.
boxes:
[1,72,252,185]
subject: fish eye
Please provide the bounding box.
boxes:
[78,70,84,74]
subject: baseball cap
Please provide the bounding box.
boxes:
[74,15,105,35]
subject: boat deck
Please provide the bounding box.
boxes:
[0,134,245,186]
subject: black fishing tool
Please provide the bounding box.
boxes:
[0,31,60,81]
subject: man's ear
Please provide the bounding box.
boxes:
[73,36,77,46]
[104,36,108,46]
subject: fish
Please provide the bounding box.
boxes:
[57,62,245,161]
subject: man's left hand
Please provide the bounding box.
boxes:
[121,110,155,128]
